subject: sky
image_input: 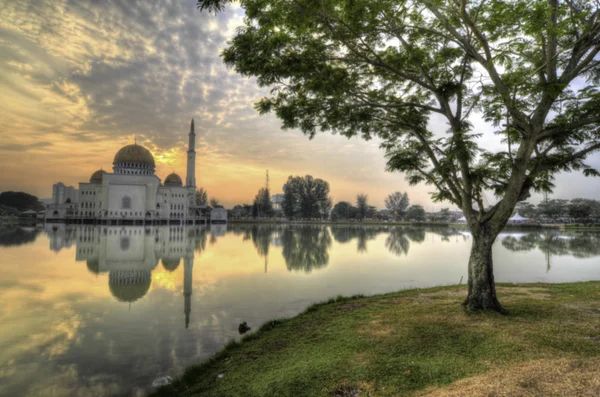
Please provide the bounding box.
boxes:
[0,0,599,210]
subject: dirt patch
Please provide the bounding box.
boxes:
[417,358,600,397]
[358,319,393,337]
[563,302,600,315]
[497,287,552,302]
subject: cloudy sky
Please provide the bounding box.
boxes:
[1,0,599,210]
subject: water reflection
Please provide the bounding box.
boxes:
[502,232,600,271]
[0,227,40,247]
[1,224,598,397]
[55,225,221,329]
[330,225,462,256]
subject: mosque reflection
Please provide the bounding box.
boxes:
[43,223,226,328]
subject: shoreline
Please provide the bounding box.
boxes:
[152,281,600,397]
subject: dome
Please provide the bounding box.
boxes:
[113,144,155,167]
[90,169,105,183]
[164,172,182,186]
[86,259,100,274]
[161,258,181,272]
[108,269,151,303]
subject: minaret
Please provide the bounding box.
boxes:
[184,255,193,328]
[186,119,196,188]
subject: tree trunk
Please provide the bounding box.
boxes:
[463,225,505,313]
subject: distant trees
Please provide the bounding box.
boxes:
[0,192,43,212]
[195,188,208,206]
[510,198,600,222]
[356,194,369,220]
[405,205,426,222]
[330,201,356,221]
[231,204,252,218]
[252,187,274,218]
[209,198,220,208]
[384,192,409,220]
[282,175,332,219]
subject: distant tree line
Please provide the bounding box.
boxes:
[516,199,600,221]
[0,192,44,212]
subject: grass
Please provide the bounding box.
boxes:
[152,283,600,397]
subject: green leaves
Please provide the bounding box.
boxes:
[201,0,600,221]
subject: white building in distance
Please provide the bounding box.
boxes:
[52,182,78,204]
[45,120,226,225]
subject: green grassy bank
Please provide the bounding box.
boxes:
[153,282,600,397]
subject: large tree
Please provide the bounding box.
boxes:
[195,188,209,206]
[282,175,332,219]
[330,201,357,220]
[0,191,43,212]
[385,192,410,219]
[356,193,369,220]
[253,187,275,217]
[199,0,600,312]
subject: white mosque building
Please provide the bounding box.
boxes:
[45,120,226,224]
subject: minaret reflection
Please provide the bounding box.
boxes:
[184,255,193,329]
[71,225,226,328]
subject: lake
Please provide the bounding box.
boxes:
[1,224,599,396]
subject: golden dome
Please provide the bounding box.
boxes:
[90,169,105,183]
[113,144,155,167]
[161,258,181,272]
[164,172,182,186]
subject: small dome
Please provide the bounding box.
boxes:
[162,258,181,272]
[113,144,155,167]
[90,169,106,183]
[164,173,182,186]
[86,258,100,274]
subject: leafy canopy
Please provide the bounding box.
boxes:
[199,0,600,233]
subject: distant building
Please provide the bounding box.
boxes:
[271,193,284,210]
[52,182,78,204]
[44,119,226,225]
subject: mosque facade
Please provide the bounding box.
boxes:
[45,120,226,224]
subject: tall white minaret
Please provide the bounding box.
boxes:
[186,119,196,187]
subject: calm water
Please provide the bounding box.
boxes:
[1,224,599,396]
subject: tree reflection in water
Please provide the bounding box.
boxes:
[0,227,40,247]
[281,226,332,273]
[331,225,462,256]
[230,224,332,273]
[502,232,600,272]
[230,224,466,271]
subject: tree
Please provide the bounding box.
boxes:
[405,205,426,222]
[330,201,356,220]
[200,1,600,312]
[568,198,596,221]
[253,187,274,217]
[209,198,220,208]
[195,188,208,206]
[0,191,43,212]
[515,202,538,219]
[356,194,369,220]
[385,192,410,220]
[538,199,569,219]
[281,175,332,219]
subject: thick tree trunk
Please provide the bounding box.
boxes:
[463,225,505,313]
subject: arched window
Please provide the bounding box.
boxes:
[122,196,132,209]
[120,237,130,251]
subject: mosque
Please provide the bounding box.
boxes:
[45,119,226,224]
